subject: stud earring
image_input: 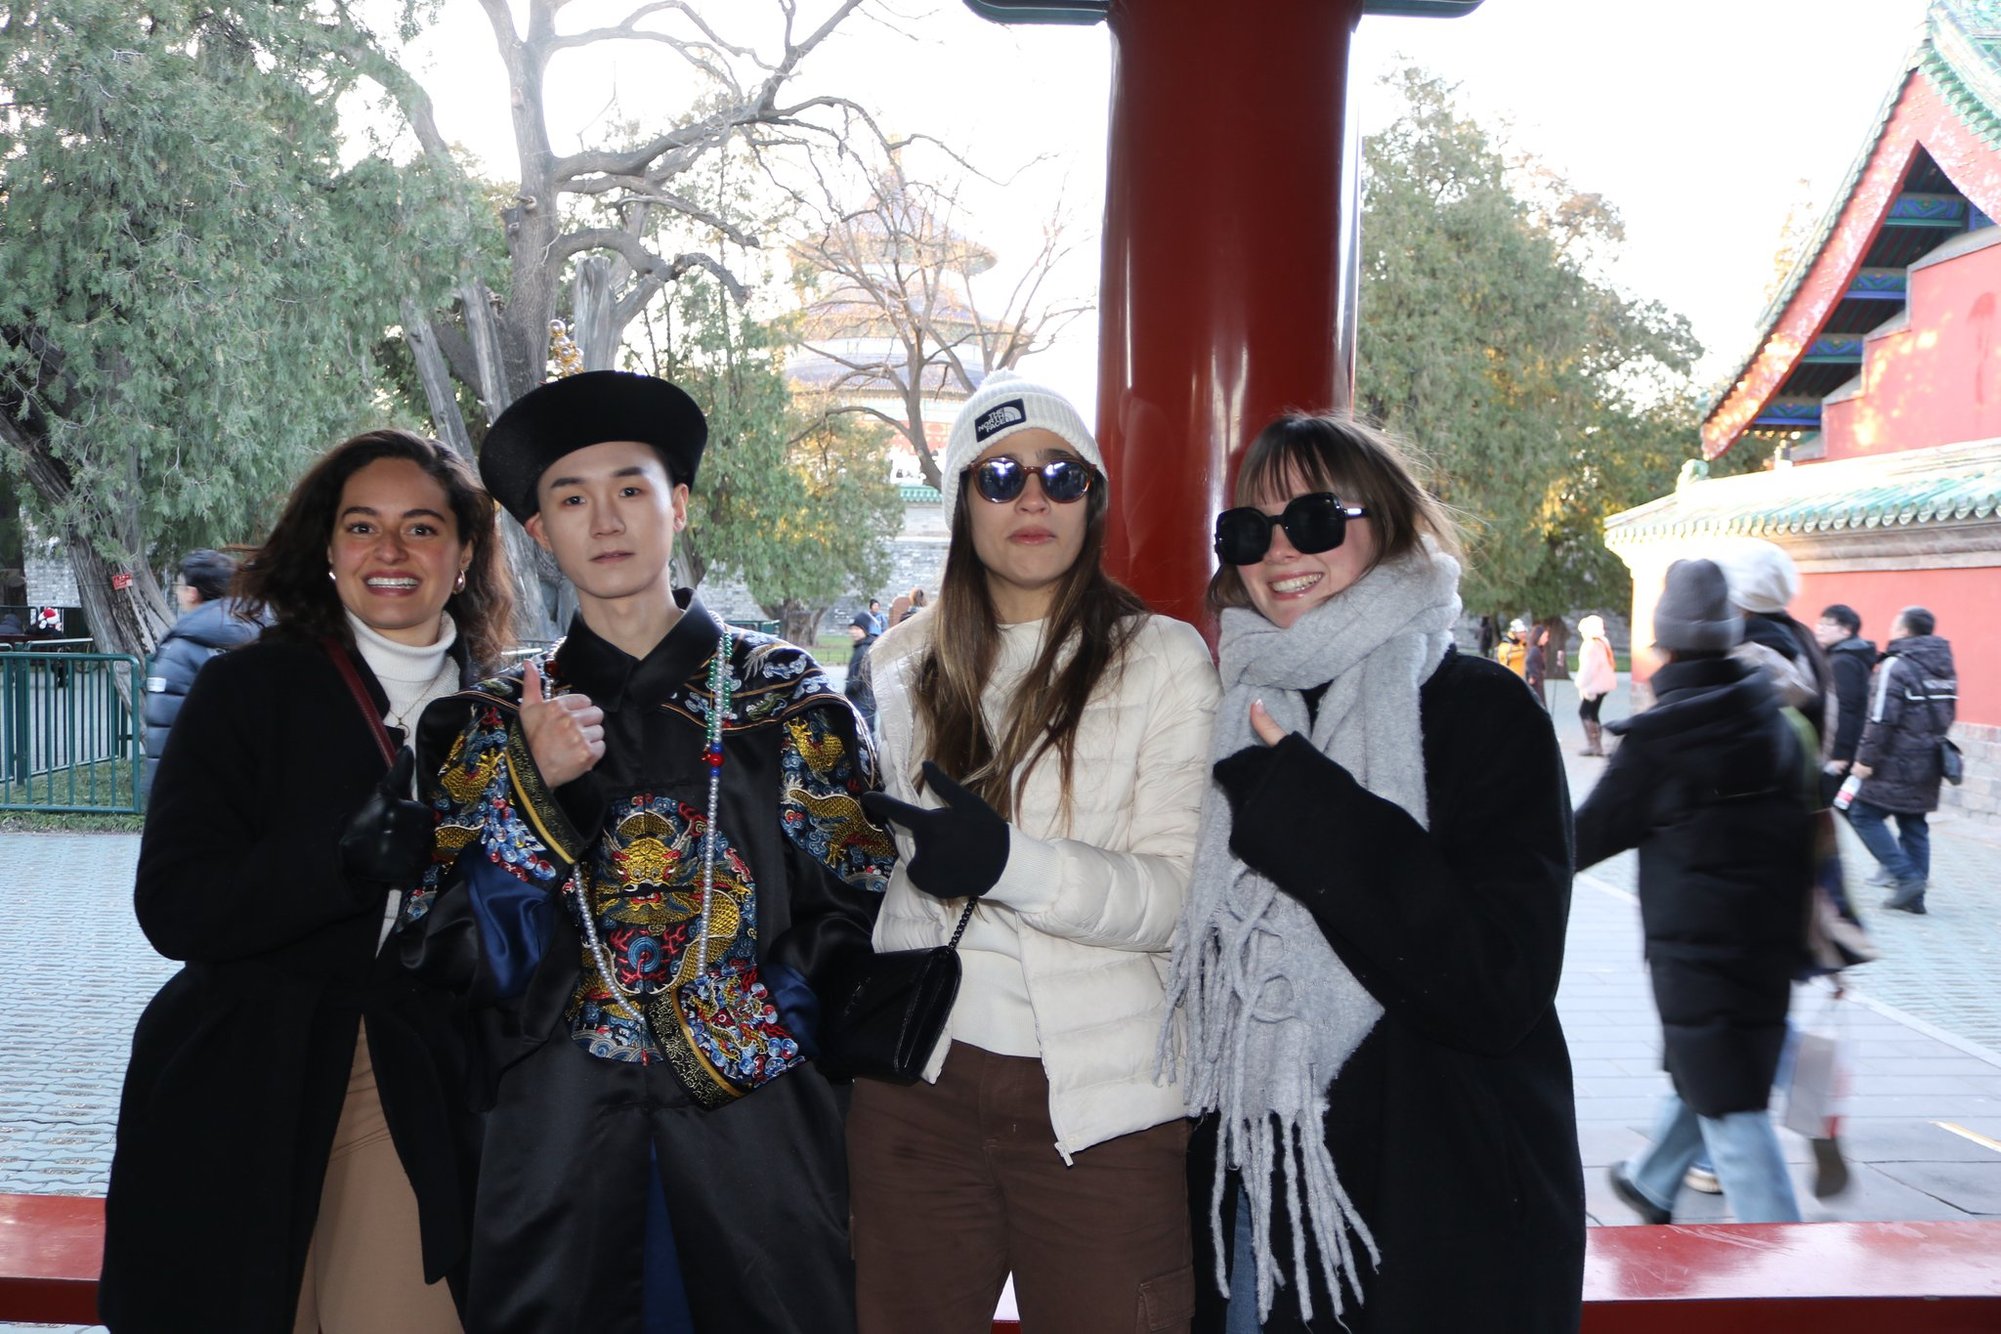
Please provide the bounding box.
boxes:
[328,569,337,582]
[454,570,467,593]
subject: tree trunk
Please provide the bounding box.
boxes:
[1540,615,1571,680]
[573,256,619,371]
[770,600,825,648]
[69,532,172,710]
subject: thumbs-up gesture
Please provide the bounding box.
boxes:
[338,748,436,894]
[519,659,605,787]
[860,761,1011,900]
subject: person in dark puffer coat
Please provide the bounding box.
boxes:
[1849,607,1957,914]
[1578,559,1812,1226]
[1813,605,1876,806]
[141,549,259,799]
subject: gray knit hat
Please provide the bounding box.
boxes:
[1653,559,1743,652]
[940,369,1104,519]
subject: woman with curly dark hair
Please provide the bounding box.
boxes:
[102,429,511,1333]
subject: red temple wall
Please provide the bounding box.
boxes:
[1823,239,2001,460]
[1794,566,2001,725]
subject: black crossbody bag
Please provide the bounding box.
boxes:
[1919,680,1964,786]
[820,900,976,1084]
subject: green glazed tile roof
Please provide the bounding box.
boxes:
[1605,441,2001,545]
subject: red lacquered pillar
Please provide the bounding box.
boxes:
[1098,0,1365,627]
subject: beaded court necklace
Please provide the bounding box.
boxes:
[572,630,733,1030]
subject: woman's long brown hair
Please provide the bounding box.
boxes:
[235,429,514,670]
[912,475,1146,824]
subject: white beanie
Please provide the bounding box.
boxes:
[1578,614,1606,641]
[940,369,1105,519]
[1715,538,1800,615]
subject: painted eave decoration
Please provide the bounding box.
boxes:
[1702,0,2001,459]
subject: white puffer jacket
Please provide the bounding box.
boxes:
[870,610,1219,1161]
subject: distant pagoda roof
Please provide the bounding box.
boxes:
[1702,0,2001,458]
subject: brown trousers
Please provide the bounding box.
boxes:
[848,1042,1195,1334]
[292,1035,462,1334]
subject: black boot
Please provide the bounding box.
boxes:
[1883,878,1927,914]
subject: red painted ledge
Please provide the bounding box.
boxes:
[3,1195,1997,1331]
[0,1193,103,1324]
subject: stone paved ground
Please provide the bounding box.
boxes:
[2,674,1999,1328]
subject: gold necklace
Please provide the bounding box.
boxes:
[383,655,457,735]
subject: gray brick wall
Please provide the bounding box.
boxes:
[1941,721,2001,825]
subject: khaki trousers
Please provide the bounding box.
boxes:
[292,1034,462,1334]
[849,1042,1194,1334]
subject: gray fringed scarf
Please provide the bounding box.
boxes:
[1166,544,1461,1323]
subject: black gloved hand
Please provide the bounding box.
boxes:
[1212,744,1280,823]
[338,748,435,896]
[860,760,1010,900]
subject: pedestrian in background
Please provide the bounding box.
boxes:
[852,370,1219,1334]
[1582,559,1810,1226]
[1496,617,1529,676]
[1575,613,1617,757]
[1524,621,1550,709]
[1717,540,1831,745]
[103,430,512,1332]
[1814,604,1877,807]
[139,548,260,799]
[845,606,881,728]
[1848,607,1958,914]
[1178,413,1581,1333]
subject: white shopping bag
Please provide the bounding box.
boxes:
[1783,990,1848,1140]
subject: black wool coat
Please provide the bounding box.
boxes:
[1193,650,1583,1334]
[1574,656,1810,1116]
[101,632,478,1333]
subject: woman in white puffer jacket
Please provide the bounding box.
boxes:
[850,371,1219,1334]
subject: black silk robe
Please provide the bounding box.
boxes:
[407,594,893,1334]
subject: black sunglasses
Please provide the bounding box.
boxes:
[1213,492,1369,565]
[966,456,1095,505]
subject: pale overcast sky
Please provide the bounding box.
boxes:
[397,0,1937,408]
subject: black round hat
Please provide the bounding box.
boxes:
[479,371,707,521]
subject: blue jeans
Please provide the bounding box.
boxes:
[1691,1023,1803,1176]
[1627,1094,1801,1223]
[1227,1190,1261,1334]
[1845,798,1930,883]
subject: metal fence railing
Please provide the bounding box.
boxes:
[0,651,144,813]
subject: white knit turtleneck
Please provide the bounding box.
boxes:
[344,610,459,948]
[345,610,460,738]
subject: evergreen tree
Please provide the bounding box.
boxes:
[646,276,899,645]
[0,0,480,664]
[1356,68,1735,627]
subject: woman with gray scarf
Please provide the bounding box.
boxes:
[1169,414,1583,1333]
